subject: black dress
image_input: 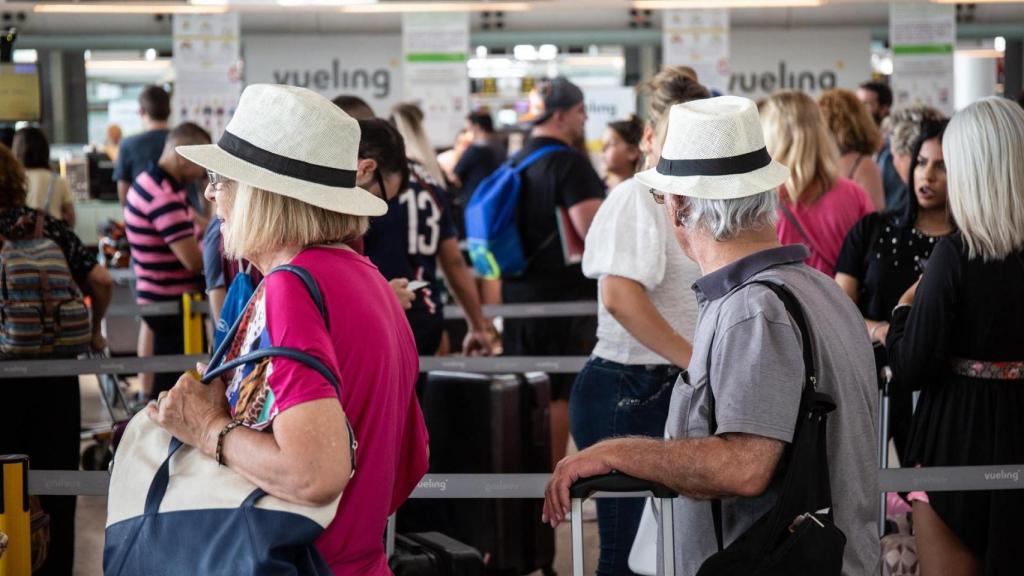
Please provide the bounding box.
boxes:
[836,211,947,460]
[886,233,1024,573]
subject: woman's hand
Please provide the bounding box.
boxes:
[898,278,922,307]
[146,363,232,457]
[389,278,416,310]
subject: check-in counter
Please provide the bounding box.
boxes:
[73,199,124,247]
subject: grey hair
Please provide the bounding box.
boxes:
[671,190,779,241]
[884,104,945,155]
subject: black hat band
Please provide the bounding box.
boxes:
[218,130,357,188]
[656,147,772,178]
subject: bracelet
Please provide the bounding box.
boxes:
[216,420,244,466]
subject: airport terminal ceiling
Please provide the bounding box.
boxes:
[2,1,1023,41]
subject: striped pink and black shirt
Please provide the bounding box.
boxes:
[124,164,203,304]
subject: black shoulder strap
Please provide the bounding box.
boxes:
[707,280,816,552]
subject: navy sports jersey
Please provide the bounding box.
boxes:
[364,161,458,354]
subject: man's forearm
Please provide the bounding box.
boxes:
[601,434,782,501]
[439,241,487,330]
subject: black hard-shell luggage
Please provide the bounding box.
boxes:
[398,371,555,576]
[390,532,486,576]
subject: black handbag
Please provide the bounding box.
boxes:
[696,281,846,576]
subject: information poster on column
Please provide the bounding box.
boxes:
[584,87,637,152]
[890,2,955,116]
[662,9,730,94]
[402,12,470,147]
[173,13,243,140]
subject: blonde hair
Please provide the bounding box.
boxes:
[760,90,839,205]
[223,184,368,260]
[818,89,881,156]
[639,66,710,166]
[390,103,445,185]
[943,97,1024,262]
[641,66,710,131]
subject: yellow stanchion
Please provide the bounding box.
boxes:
[182,293,204,356]
[0,455,30,576]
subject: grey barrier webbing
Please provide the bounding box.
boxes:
[0,356,590,379]
[103,301,598,319]
[419,356,587,374]
[0,355,208,379]
[27,466,1024,497]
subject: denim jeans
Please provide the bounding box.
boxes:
[570,356,679,576]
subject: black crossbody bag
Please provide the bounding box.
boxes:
[696,281,846,576]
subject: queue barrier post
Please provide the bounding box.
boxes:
[182,294,204,356]
[0,455,30,576]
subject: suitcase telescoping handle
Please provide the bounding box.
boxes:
[569,473,678,576]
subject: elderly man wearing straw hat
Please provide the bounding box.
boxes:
[543,96,878,576]
[147,84,428,575]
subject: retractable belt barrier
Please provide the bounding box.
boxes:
[11,288,1022,518]
[0,355,590,378]
[26,466,1024,498]
[102,301,599,320]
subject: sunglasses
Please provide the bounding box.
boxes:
[648,188,666,205]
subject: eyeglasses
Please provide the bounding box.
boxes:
[374,169,388,201]
[207,170,233,190]
[648,188,666,205]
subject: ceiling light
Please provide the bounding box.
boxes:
[514,45,538,61]
[955,49,1004,58]
[12,49,38,64]
[633,0,822,8]
[85,60,173,71]
[34,3,228,14]
[932,0,1022,3]
[275,0,375,6]
[339,2,532,13]
[538,44,558,60]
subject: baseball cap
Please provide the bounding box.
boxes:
[532,77,585,126]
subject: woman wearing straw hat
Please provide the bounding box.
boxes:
[148,84,429,575]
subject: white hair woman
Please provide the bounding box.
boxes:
[152,84,428,575]
[886,97,1024,576]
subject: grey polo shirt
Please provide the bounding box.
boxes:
[659,245,879,576]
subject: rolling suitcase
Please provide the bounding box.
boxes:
[399,371,554,576]
[390,532,486,576]
[569,473,678,576]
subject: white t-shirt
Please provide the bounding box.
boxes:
[25,169,73,221]
[582,178,701,365]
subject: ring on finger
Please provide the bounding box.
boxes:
[157,391,168,407]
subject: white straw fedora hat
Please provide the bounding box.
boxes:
[635,95,789,199]
[176,84,386,217]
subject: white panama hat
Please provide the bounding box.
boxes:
[635,95,790,200]
[176,84,387,217]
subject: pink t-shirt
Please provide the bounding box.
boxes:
[776,177,875,276]
[221,246,428,575]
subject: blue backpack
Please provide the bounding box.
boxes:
[213,263,255,352]
[464,144,566,279]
